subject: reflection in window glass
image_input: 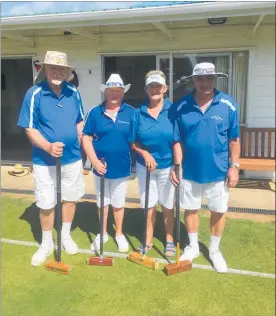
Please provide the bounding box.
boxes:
[158,57,170,99]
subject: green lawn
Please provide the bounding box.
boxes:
[1,195,275,316]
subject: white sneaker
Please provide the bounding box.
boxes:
[90,234,109,251]
[31,242,54,266]
[62,235,78,255]
[179,245,200,262]
[115,235,129,252]
[209,250,228,273]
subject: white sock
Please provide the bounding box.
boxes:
[188,232,199,249]
[42,230,53,245]
[209,235,221,252]
[61,222,72,238]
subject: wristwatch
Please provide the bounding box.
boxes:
[230,162,240,169]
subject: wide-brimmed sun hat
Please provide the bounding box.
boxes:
[8,164,31,177]
[181,62,228,82]
[100,74,131,93]
[35,51,75,85]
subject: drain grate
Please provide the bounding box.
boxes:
[201,204,275,215]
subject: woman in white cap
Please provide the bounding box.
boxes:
[17,51,85,266]
[82,74,135,252]
[128,70,176,257]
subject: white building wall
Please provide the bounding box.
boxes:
[2,23,275,178]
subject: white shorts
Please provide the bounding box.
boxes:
[33,160,85,210]
[180,180,229,213]
[93,174,129,208]
[136,162,175,209]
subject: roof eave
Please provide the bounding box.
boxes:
[1,1,274,30]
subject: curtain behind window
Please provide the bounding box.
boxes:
[232,52,249,124]
[215,56,229,93]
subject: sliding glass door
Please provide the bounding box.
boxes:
[157,51,249,124]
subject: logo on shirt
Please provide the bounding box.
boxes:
[211,116,223,121]
[118,120,129,124]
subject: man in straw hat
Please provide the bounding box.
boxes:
[18,51,85,266]
[82,74,135,253]
[171,62,240,273]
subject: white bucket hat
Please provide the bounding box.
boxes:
[34,51,75,85]
[100,74,131,93]
[181,62,228,82]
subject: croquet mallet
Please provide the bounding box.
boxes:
[127,168,159,270]
[164,164,192,276]
[87,158,114,266]
[45,157,72,275]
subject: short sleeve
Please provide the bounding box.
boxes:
[17,87,40,129]
[128,110,139,143]
[82,108,95,136]
[173,116,182,142]
[227,99,240,139]
[75,90,85,123]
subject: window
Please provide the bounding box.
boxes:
[158,51,249,124]
[173,53,230,102]
[1,74,6,90]
[104,55,156,108]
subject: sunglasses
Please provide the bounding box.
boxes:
[193,68,215,75]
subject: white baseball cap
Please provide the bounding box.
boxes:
[145,74,166,87]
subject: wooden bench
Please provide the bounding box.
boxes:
[239,127,275,171]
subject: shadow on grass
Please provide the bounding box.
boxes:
[19,201,211,263]
[19,203,42,244]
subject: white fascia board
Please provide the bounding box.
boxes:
[1,1,275,31]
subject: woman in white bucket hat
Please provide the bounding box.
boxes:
[17,51,86,267]
[82,74,135,253]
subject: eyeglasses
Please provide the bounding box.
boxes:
[193,68,215,75]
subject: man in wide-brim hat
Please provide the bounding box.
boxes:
[171,62,240,273]
[18,51,86,267]
[34,51,75,85]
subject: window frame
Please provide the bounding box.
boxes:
[156,49,252,125]
[101,47,253,125]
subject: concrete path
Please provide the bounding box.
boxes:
[1,166,275,211]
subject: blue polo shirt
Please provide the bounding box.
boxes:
[128,99,175,169]
[17,80,84,166]
[83,102,135,179]
[174,89,240,184]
